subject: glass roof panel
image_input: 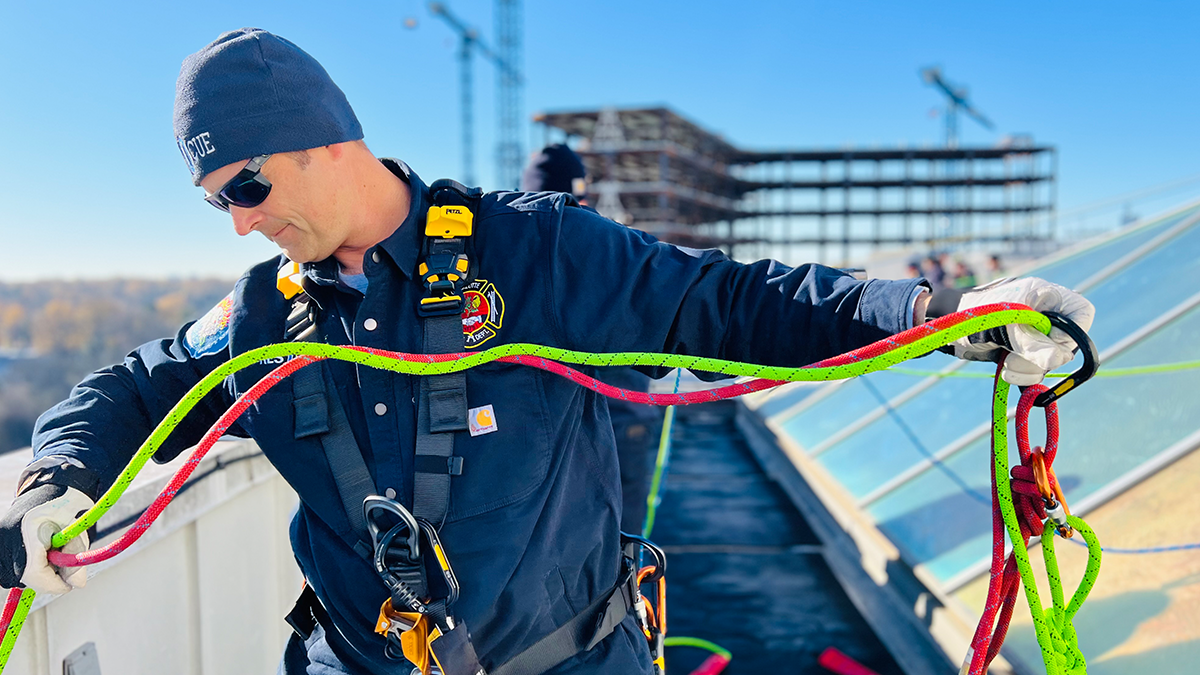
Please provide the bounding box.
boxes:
[775,369,927,451]
[767,207,1198,458]
[1031,206,1197,290]
[813,217,1200,498]
[867,302,1200,582]
[753,383,828,418]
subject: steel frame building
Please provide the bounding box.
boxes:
[534,107,1056,264]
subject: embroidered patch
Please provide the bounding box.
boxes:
[468,405,498,437]
[461,279,505,349]
[184,293,233,358]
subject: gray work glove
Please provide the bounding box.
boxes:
[0,483,93,594]
[933,277,1096,386]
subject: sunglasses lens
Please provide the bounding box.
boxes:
[221,178,271,208]
[205,195,232,213]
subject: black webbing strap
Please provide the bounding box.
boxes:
[413,180,478,528]
[488,562,637,675]
[413,301,468,527]
[290,296,376,560]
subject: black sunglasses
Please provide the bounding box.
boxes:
[204,154,273,212]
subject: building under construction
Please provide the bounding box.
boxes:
[534,107,1056,265]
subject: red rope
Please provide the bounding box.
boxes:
[966,370,1060,675]
[1,589,21,633]
[42,303,1028,570]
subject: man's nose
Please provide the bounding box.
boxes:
[231,206,263,237]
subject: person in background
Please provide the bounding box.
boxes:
[521,144,661,533]
[952,260,978,288]
[986,254,1005,282]
[922,254,946,288]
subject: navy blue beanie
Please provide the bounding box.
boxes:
[174,28,363,185]
[521,144,587,197]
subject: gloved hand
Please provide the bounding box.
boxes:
[933,277,1096,386]
[0,483,93,594]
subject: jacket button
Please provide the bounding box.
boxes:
[374,403,388,416]
[385,488,397,500]
[371,251,381,264]
[364,318,378,331]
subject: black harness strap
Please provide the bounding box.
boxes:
[413,179,480,528]
[288,288,375,559]
[488,562,637,675]
[413,316,468,527]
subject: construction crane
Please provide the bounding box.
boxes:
[494,0,523,190]
[920,66,995,149]
[424,1,523,188]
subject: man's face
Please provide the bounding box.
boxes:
[199,150,348,263]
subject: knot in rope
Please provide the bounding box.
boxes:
[1041,607,1087,675]
[1010,458,1049,538]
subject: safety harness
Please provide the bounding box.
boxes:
[279,180,648,675]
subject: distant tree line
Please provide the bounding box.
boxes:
[0,279,234,454]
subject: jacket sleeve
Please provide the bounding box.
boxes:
[24,300,241,500]
[545,204,929,371]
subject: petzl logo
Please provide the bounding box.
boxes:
[460,279,504,349]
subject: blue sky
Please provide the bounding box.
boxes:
[1,1,1197,281]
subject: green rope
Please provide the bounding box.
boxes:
[889,359,1200,379]
[0,590,34,666]
[992,378,1102,675]
[0,308,1055,675]
[53,307,1048,548]
[641,403,675,538]
[663,636,732,660]
[642,368,682,539]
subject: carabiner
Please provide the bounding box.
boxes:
[417,518,461,610]
[1033,311,1100,407]
[365,495,422,565]
[1030,451,1073,538]
[365,496,428,614]
[621,532,667,582]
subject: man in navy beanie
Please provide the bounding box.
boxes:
[0,27,1095,675]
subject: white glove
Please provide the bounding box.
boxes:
[947,277,1095,386]
[18,487,93,594]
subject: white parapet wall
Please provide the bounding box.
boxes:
[0,439,303,675]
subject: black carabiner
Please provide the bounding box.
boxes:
[364,496,429,614]
[364,495,421,565]
[621,532,667,582]
[1033,311,1100,407]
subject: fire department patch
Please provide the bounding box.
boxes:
[461,279,505,348]
[184,293,233,358]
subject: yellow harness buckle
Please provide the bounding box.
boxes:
[426,205,474,238]
[276,261,304,299]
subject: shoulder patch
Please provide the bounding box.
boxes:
[185,293,234,358]
[461,279,505,348]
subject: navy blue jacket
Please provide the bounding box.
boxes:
[30,160,926,673]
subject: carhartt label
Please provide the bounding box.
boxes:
[468,405,498,437]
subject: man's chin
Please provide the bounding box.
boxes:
[276,244,318,264]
